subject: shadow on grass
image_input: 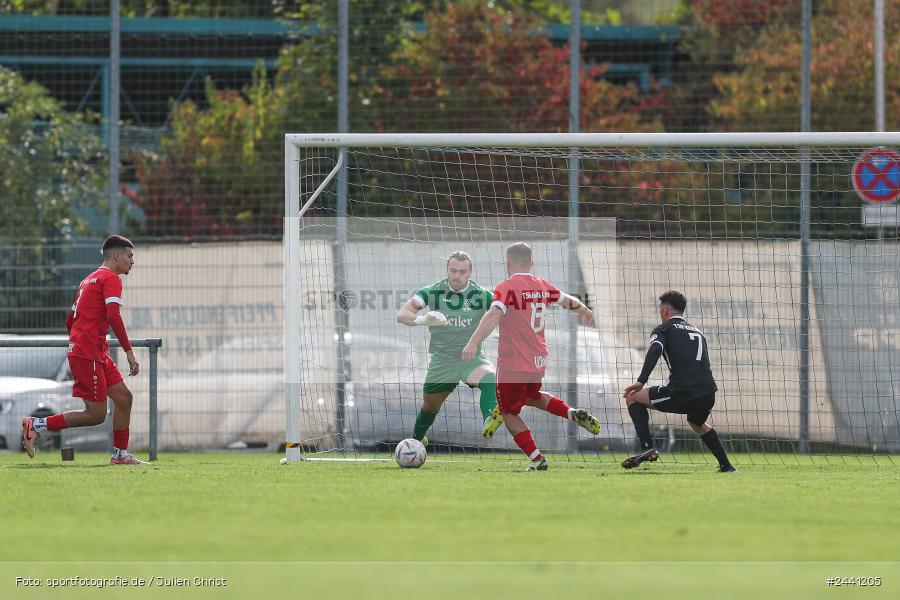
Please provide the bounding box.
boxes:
[7,462,119,470]
[617,469,696,476]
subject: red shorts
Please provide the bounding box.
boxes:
[497,371,544,416]
[69,354,123,403]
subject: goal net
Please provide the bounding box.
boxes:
[284,133,900,464]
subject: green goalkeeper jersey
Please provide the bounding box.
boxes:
[414,279,494,358]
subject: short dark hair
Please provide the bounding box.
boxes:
[446,250,473,270]
[506,242,532,264]
[102,235,134,257]
[659,290,687,313]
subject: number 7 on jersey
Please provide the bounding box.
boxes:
[688,332,704,361]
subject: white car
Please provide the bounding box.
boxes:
[0,342,69,452]
[0,337,108,452]
[0,336,83,450]
[154,332,319,451]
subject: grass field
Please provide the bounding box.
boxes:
[2,451,897,599]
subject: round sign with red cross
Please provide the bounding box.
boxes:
[851,148,900,204]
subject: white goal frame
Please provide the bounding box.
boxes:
[283,132,900,463]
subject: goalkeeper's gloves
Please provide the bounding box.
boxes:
[415,310,448,327]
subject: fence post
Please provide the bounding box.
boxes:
[108,0,121,234]
[875,0,885,132]
[147,338,161,461]
[0,337,162,459]
[799,0,812,454]
[565,0,582,451]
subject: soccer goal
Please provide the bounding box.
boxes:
[283,132,900,464]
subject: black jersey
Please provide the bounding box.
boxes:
[637,315,717,399]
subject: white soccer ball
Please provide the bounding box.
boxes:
[394,438,427,468]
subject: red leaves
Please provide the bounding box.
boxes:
[376,2,653,134]
[690,0,795,30]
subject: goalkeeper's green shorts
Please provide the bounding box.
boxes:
[423,354,493,394]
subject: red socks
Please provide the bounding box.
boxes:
[513,430,543,462]
[43,416,128,452]
[46,414,68,431]
[546,396,573,419]
[113,428,129,451]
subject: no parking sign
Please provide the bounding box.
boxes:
[852,148,900,227]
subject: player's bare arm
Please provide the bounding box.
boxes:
[106,291,139,375]
[396,297,424,326]
[125,350,140,376]
[623,299,668,401]
[107,242,139,376]
[624,382,644,398]
[461,306,502,361]
[396,297,448,327]
[559,294,593,324]
[624,337,662,402]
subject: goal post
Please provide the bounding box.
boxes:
[284,132,900,464]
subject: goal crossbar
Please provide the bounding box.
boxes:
[286,132,900,149]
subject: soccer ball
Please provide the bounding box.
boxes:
[394,438,427,468]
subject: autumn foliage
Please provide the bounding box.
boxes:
[133,75,282,238]
[711,0,900,131]
[374,2,652,133]
[690,0,795,30]
[131,0,895,238]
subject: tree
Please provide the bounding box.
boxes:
[375,1,649,133]
[705,0,900,239]
[661,0,797,132]
[0,67,105,331]
[711,0,900,131]
[0,1,293,18]
[133,71,281,238]
[367,1,664,222]
[133,1,419,237]
[270,0,419,135]
[0,67,104,241]
[133,1,669,233]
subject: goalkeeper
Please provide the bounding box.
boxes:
[396,251,503,445]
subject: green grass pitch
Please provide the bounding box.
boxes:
[1,452,897,599]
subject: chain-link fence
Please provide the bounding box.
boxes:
[1,1,898,451]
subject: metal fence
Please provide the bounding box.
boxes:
[0,337,162,459]
[1,1,895,242]
[1,1,898,451]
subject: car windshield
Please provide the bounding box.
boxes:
[0,347,67,379]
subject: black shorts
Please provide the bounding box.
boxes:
[648,386,715,426]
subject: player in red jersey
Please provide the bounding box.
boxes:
[21,235,146,465]
[461,242,602,470]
